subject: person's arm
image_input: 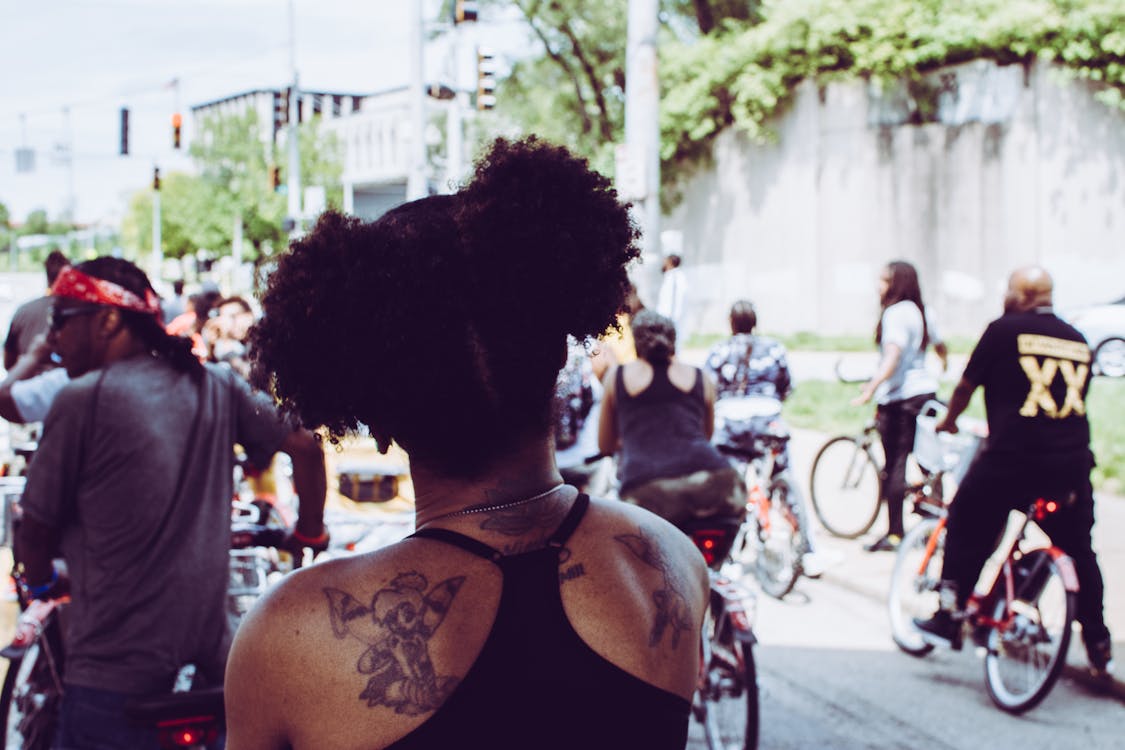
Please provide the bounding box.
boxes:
[224,601,292,750]
[853,343,902,405]
[13,514,59,591]
[933,341,950,373]
[278,428,327,541]
[701,368,717,439]
[934,377,975,433]
[597,365,620,456]
[0,334,57,422]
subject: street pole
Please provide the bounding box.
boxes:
[151,166,162,281]
[406,0,428,200]
[445,23,464,191]
[287,0,303,237]
[625,0,661,303]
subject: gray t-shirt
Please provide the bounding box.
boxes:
[875,301,938,405]
[21,356,294,693]
[4,295,52,363]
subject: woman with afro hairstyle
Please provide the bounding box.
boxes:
[225,137,708,750]
[598,309,745,527]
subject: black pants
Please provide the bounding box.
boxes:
[875,393,934,537]
[942,449,1109,646]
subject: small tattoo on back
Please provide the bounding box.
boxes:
[615,528,692,649]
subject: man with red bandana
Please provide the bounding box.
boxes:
[14,257,329,749]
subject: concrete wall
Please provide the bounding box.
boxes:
[665,61,1125,339]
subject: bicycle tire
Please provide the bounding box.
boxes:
[0,638,61,750]
[888,518,942,657]
[809,436,882,539]
[754,477,803,600]
[983,550,1077,714]
[692,604,759,750]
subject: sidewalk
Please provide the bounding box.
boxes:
[789,428,1125,703]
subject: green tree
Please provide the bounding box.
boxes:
[0,202,10,229]
[22,209,49,236]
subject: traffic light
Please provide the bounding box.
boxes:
[119,108,130,156]
[172,113,182,150]
[453,0,478,23]
[270,165,281,191]
[153,167,161,191]
[476,47,497,111]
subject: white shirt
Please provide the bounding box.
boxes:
[657,267,687,333]
[11,368,70,423]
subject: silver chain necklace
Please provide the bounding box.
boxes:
[421,483,566,526]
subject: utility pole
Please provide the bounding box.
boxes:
[151,166,162,281]
[406,0,428,200]
[625,0,661,302]
[445,22,465,191]
[287,0,303,236]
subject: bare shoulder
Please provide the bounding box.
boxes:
[585,495,707,573]
[226,542,499,750]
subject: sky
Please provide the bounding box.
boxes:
[0,0,527,227]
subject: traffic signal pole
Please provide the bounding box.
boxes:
[287,0,303,237]
[625,0,661,302]
[151,166,162,281]
[406,0,427,201]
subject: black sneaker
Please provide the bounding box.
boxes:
[1085,637,1115,680]
[864,533,901,553]
[913,610,964,651]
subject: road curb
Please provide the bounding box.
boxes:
[818,568,1125,705]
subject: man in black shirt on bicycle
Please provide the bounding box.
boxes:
[914,266,1113,679]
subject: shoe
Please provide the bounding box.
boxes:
[800,549,843,579]
[864,534,901,553]
[1085,637,1115,680]
[913,609,964,651]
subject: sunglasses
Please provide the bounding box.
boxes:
[48,305,101,333]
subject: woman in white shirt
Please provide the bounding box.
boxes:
[854,261,944,552]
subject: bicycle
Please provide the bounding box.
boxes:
[714,395,807,599]
[808,398,977,540]
[683,517,760,750]
[887,495,1079,713]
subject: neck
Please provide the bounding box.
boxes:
[411,432,564,527]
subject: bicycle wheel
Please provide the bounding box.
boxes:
[754,477,803,599]
[888,517,942,657]
[983,550,1077,714]
[0,637,62,750]
[692,603,759,750]
[809,436,882,539]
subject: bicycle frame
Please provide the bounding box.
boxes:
[916,499,1080,633]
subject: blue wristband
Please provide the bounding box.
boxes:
[26,569,58,597]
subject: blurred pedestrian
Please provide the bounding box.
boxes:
[4,249,68,371]
[656,254,687,335]
[853,260,939,552]
[160,279,188,322]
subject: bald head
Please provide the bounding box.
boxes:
[1004,265,1054,313]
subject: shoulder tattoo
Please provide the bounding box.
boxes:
[614,527,693,649]
[324,572,465,715]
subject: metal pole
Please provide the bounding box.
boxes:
[287,0,303,235]
[152,169,162,281]
[445,24,464,191]
[62,107,76,222]
[406,0,427,200]
[625,0,661,303]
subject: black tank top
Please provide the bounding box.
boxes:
[615,364,730,494]
[389,494,690,750]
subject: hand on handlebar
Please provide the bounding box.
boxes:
[281,526,331,559]
[934,416,959,434]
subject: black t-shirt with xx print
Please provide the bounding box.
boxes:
[963,308,1092,458]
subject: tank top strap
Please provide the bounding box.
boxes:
[408,528,504,564]
[546,493,590,548]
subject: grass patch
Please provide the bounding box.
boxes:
[785,378,1122,495]
[684,331,977,354]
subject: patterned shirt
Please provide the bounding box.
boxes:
[703,334,793,401]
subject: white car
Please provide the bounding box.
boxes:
[1064,296,1125,377]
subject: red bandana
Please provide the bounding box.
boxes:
[51,267,162,316]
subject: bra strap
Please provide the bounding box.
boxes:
[546,493,590,549]
[409,528,504,564]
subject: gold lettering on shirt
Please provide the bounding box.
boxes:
[1020,357,1059,417]
[1017,334,1091,363]
[1057,360,1089,417]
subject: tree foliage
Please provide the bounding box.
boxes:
[121,109,343,261]
[493,0,1124,208]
